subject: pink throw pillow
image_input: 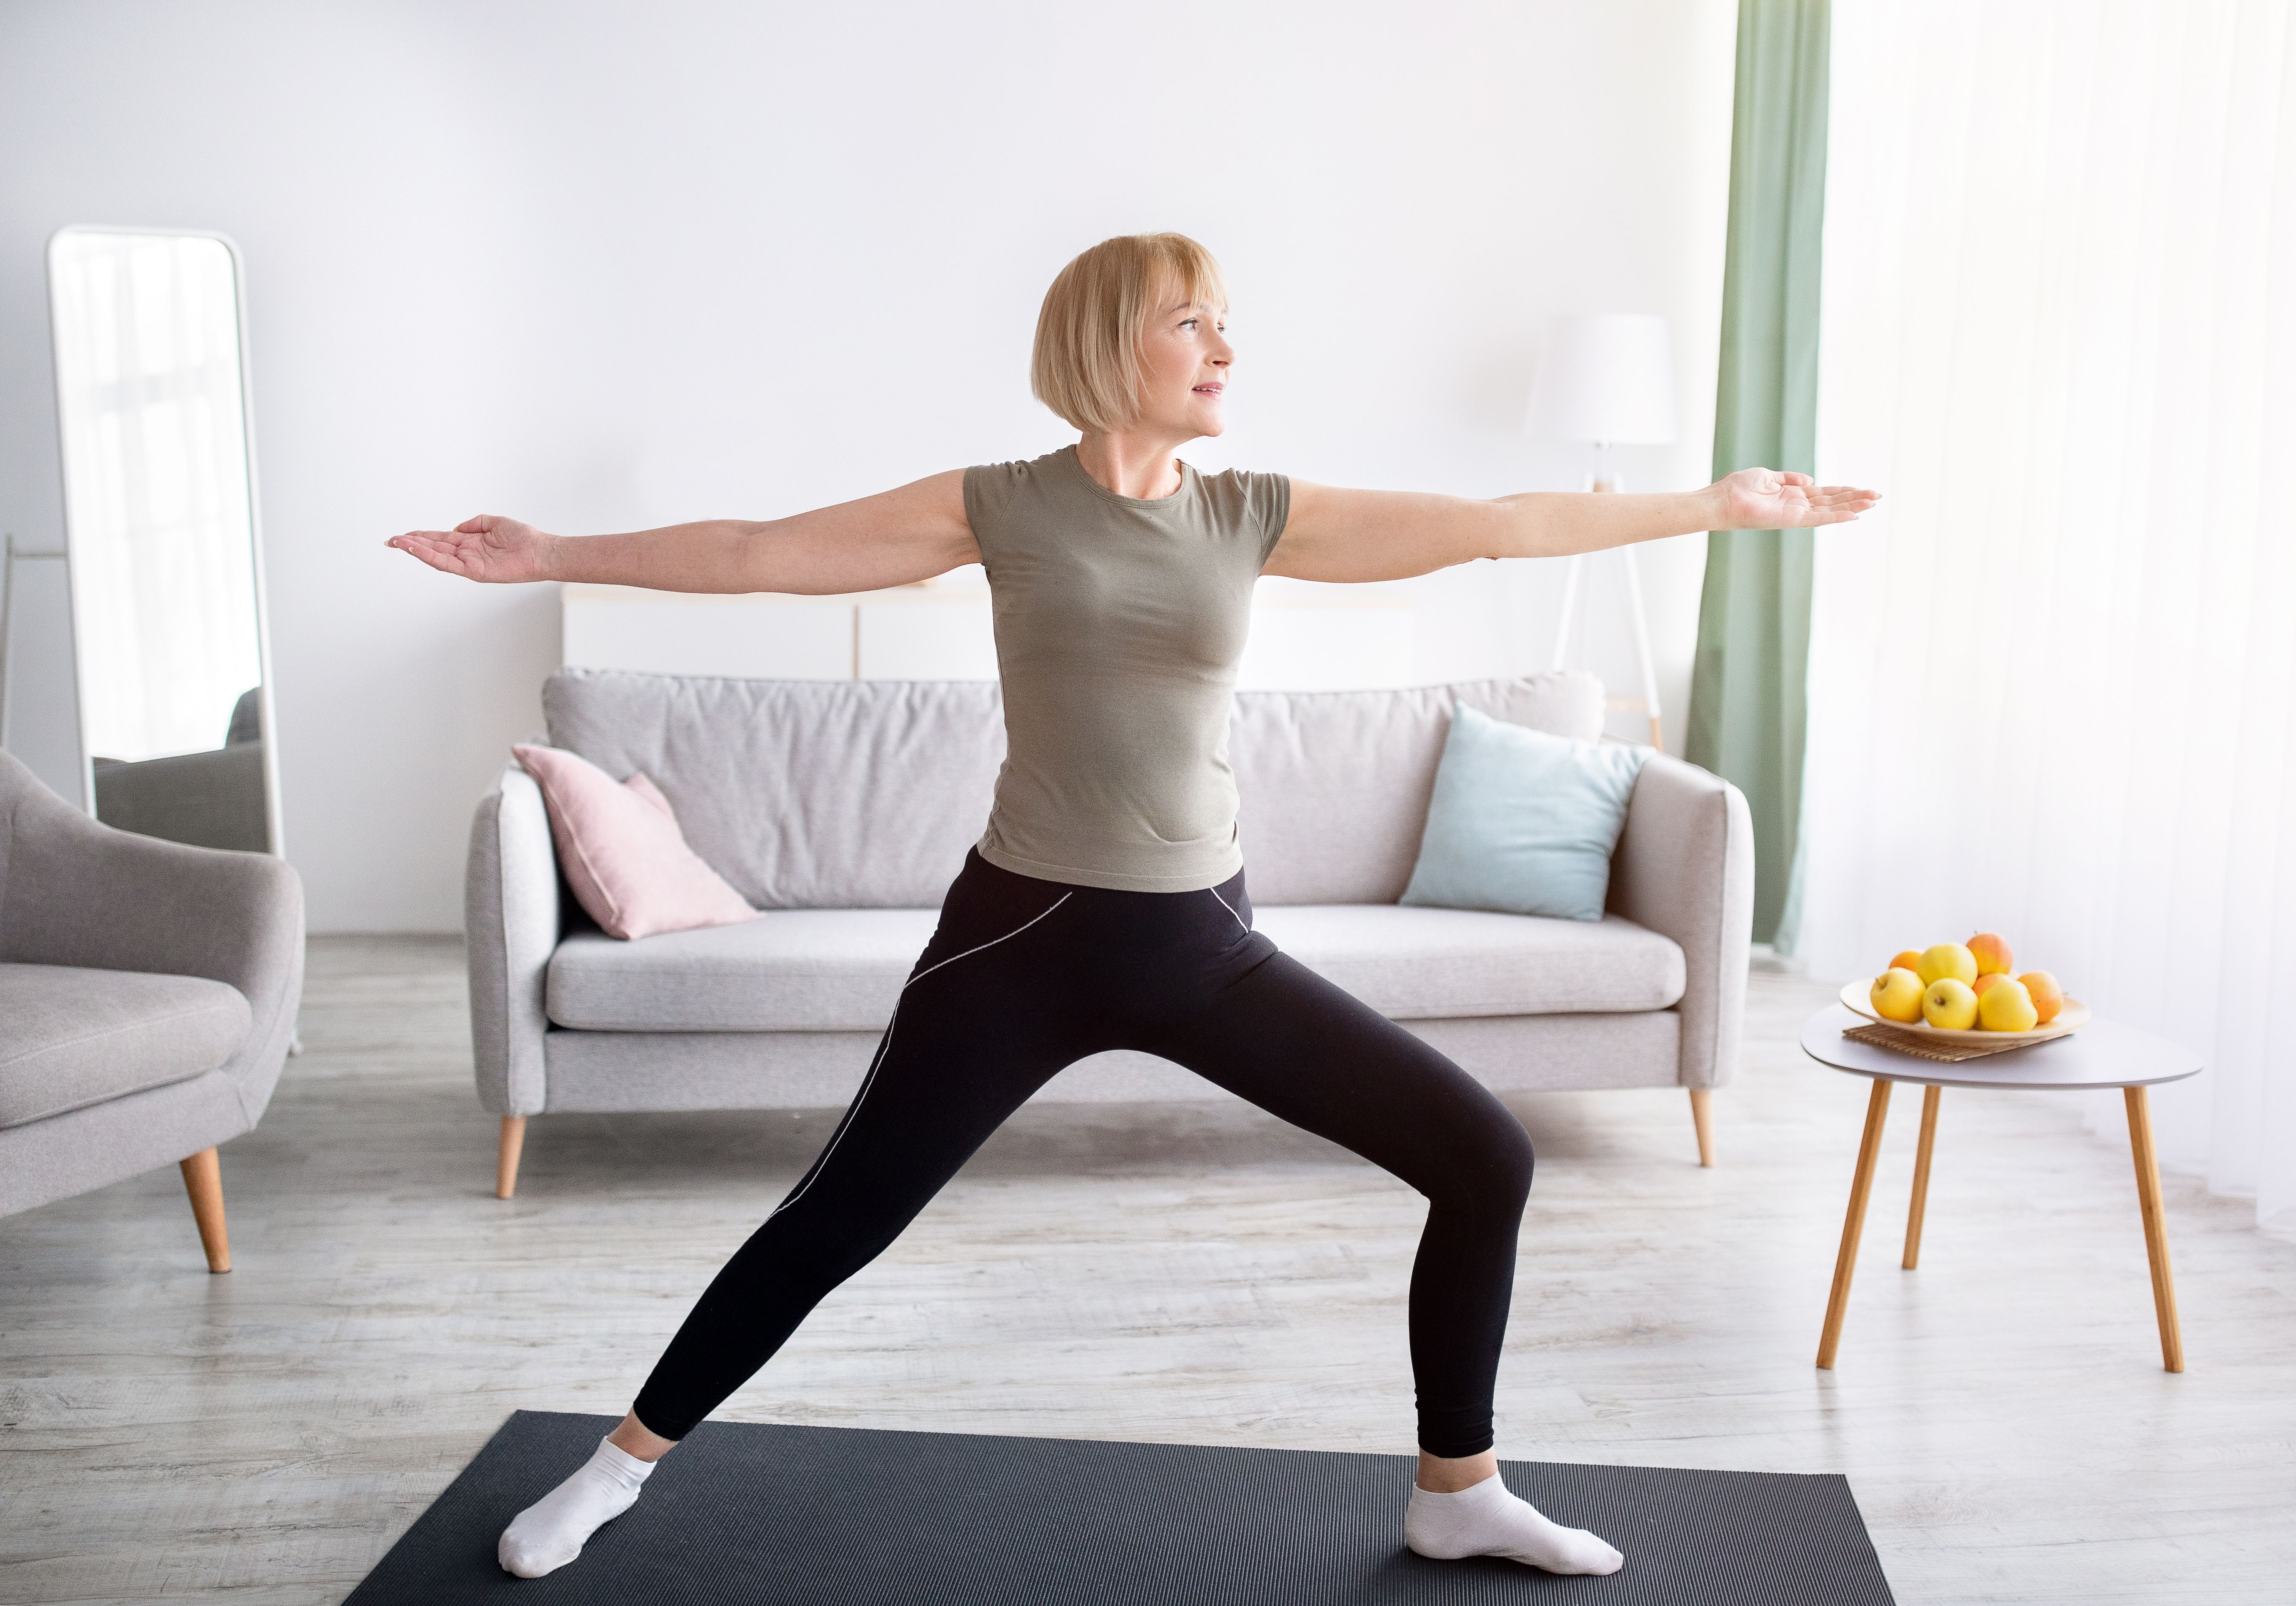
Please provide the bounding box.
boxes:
[512,744,759,941]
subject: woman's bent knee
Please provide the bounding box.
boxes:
[1450,1113,1535,1218]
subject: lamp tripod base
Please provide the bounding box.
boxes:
[1550,469,1665,751]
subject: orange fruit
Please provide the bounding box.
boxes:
[1889,949,1922,974]
[2019,971,2064,1025]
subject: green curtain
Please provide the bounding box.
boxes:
[1686,0,1831,947]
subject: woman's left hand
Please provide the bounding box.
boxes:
[1713,468,1880,530]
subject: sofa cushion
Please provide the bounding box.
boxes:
[549,909,943,1032]
[1253,905,1684,1018]
[540,668,1605,911]
[1400,707,1650,921]
[0,962,252,1129]
[512,743,759,940]
[546,902,1679,1034]
[545,672,1007,911]
[1231,673,1604,905]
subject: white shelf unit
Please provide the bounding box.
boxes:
[561,575,1414,692]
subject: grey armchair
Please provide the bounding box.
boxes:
[0,750,303,1270]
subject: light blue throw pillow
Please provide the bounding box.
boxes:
[1400,704,1651,921]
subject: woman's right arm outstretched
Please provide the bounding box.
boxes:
[387,470,977,594]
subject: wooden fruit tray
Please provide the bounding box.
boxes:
[1837,978,2089,1048]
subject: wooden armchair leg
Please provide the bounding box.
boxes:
[497,1116,528,1200]
[179,1148,231,1273]
[1688,1088,1717,1167]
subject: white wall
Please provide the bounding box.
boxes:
[0,0,1739,932]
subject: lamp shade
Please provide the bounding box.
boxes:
[1523,313,1678,445]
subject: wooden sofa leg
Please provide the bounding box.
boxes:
[1688,1088,1716,1167]
[180,1148,231,1273]
[497,1116,528,1200]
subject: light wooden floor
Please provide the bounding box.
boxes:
[3,938,2292,1604]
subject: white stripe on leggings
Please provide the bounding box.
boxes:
[1208,883,1251,937]
[767,890,1074,1220]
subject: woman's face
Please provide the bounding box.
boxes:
[1132,289,1232,439]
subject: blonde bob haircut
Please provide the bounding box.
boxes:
[1031,233,1229,434]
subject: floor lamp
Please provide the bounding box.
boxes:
[1524,313,1678,750]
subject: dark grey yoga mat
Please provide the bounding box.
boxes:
[344,1410,1895,1604]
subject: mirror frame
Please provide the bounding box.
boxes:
[46,225,284,858]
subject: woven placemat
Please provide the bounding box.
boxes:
[1841,1023,2035,1063]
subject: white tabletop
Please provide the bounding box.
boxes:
[1799,1004,2203,1091]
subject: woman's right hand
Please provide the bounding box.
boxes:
[387,474,977,594]
[388,515,555,583]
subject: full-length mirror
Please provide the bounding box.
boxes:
[49,227,280,854]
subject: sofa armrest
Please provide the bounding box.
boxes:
[465,763,557,1117]
[1606,753,1755,1090]
[0,751,304,1125]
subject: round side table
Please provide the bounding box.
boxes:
[1799,1003,2202,1373]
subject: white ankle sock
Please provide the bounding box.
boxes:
[1405,1471,1624,1575]
[497,1435,657,1579]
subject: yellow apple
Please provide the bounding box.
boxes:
[1978,977,2039,1032]
[1968,932,2014,976]
[1871,967,1925,1023]
[2020,971,2064,1025]
[1922,977,1979,1030]
[1972,972,2009,999]
[1918,943,1978,988]
[1889,949,1923,974]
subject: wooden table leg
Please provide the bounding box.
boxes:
[1818,1078,1893,1369]
[1903,1085,1942,1269]
[2124,1086,2185,1373]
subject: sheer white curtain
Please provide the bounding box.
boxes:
[1791,0,2296,1232]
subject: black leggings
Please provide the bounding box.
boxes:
[631,848,1536,1458]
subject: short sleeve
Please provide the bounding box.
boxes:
[961,462,1016,566]
[1239,470,1291,569]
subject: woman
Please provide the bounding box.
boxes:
[390,233,1875,1581]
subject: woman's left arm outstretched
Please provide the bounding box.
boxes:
[1264,469,1879,583]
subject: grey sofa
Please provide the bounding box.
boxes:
[470,668,1753,1197]
[0,750,303,1270]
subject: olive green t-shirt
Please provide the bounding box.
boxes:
[963,445,1292,893]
